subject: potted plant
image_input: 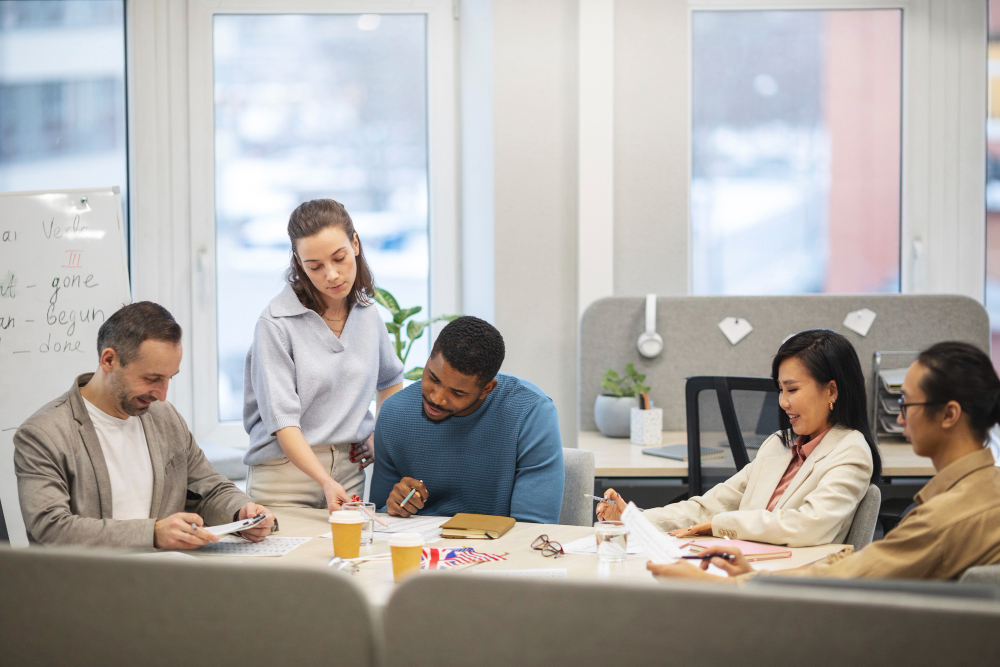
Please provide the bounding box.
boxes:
[595,363,650,438]
[374,287,459,381]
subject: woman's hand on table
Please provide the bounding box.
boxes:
[323,479,351,512]
[596,489,626,521]
[646,545,753,580]
[668,520,713,538]
[350,435,374,470]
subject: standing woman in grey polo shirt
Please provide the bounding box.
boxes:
[243,199,404,511]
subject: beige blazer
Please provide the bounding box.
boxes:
[14,374,250,548]
[642,426,874,547]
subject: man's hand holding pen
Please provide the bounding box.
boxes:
[387,477,429,517]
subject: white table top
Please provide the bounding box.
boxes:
[191,508,851,606]
[578,431,934,478]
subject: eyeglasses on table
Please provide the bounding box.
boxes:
[531,534,564,558]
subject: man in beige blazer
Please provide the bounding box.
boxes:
[14,301,274,549]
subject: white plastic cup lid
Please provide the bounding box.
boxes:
[329,510,363,524]
[389,532,424,547]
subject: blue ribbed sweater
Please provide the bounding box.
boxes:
[370,374,565,523]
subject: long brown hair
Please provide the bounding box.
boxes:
[286,199,375,314]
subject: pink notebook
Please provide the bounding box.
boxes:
[685,539,791,562]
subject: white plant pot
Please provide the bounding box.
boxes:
[630,407,663,445]
[594,395,640,438]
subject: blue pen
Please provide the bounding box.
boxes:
[399,487,418,510]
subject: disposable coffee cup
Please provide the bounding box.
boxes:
[389,532,424,582]
[329,510,364,559]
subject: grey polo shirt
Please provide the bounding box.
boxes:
[243,285,404,465]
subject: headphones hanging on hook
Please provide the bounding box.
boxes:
[637,293,664,358]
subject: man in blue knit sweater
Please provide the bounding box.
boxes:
[370,317,565,524]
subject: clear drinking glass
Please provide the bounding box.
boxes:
[595,521,629,562]
[343,501,376,546]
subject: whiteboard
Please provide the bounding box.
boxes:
[0,187,130,546]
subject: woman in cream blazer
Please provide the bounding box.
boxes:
[598,329,881,548]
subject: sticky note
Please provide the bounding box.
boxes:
[718,317,753,345]
[843,308,877,337]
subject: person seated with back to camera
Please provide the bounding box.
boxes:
[598,329,880,547]
[653,341,1000,581]
[370,316,565,523]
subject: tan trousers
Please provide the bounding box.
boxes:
[246,443,364,508]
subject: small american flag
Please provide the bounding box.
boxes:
[421,547,507,570]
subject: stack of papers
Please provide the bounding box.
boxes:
[321,515,450,543]
[879,368,907,394]
[561,534,645,556]
[198,536,310,557]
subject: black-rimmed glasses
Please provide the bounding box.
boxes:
[531,534,564,558]
[897,397,942,418]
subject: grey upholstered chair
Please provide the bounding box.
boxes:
[960,564,1000,588]
[384,573,1000,666]
[559,447,596,526]
[844,483,881,551]
[0,546,377,667]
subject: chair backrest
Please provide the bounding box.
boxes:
[960,564,1000,588]
[0,495,7,543]
[559,447,595,526]
[748,575,1000,601]
[384,573,1000,666]
[685,376,780,496]
[844,483,881,551]
[0,546,377,667]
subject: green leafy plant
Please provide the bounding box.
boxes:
[374,287,459,381]
[601,363,650,397]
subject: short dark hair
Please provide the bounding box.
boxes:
[96,301,182,366]
[286,199,375,314]
[771,329,881,482]
[430,316,505,386]
[917,341,1000,443]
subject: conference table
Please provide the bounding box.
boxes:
[191,507,851,607]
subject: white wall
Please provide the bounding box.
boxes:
[613,0,690,296]
[492,0,580,445]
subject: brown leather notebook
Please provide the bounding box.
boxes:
[439,513,516,540]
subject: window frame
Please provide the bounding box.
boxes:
[186,0,458,445]
[685,0,987,299]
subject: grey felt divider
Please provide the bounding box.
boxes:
[580,294,990,431]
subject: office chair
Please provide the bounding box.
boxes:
[559,448,595,526]
[685,376,780,497]
[0,495,7,543]
[844,483,881,551]
[748,575,1000,602]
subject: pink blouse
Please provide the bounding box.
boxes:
[766,427,831,512]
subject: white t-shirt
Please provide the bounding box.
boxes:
[84,397,154,520]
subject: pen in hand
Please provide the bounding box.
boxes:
[400,487,418,510]
[584,493,615,504]
[681,553,735,562]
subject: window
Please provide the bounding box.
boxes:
[690,9,901,296]
[212,13,430,420]
[0,0,128,229]
[187,1,456,443]
[988,0,1000,372]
